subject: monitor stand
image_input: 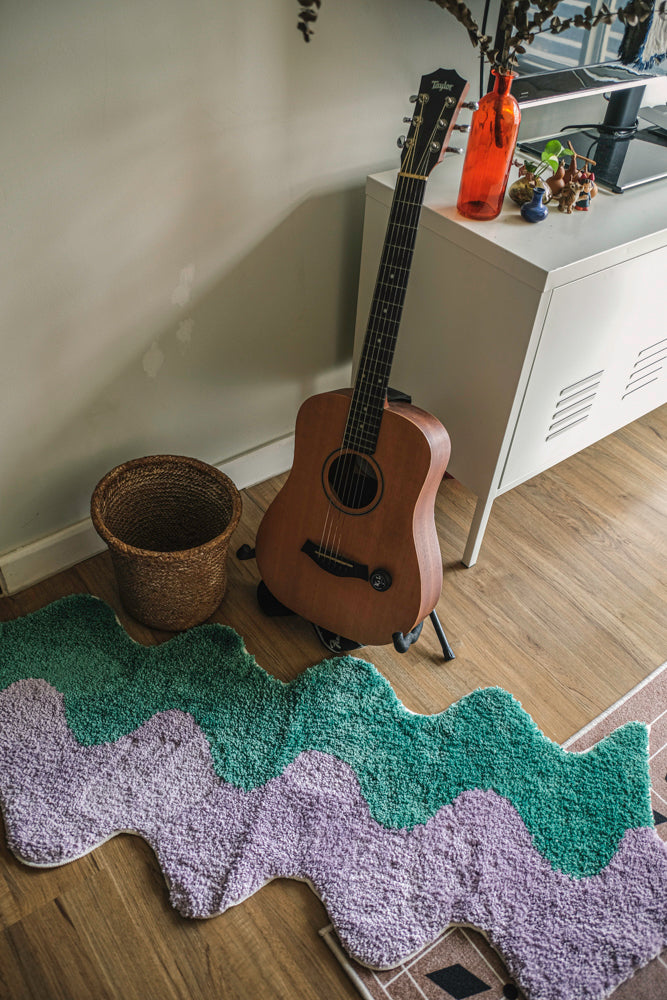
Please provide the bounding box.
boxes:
[518,86,667,193]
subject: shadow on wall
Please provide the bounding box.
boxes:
[0,183,366,557]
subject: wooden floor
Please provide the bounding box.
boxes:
[0,404,665,1000]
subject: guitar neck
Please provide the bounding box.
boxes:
[344,172,427,455]
[342,67,469,456]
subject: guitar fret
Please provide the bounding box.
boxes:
[376,273,409,284]
[377,269,410,280]
[378,258,410,270]
[364,340,398,352]
[344,433,380,449]
[380,244,415,256]
[356,362,393,378]
[358,365,392,378]
[386,221,419,232]
[373,298,400,311]
[368,320,400,332]
[366,337,399,349]
[366,334,399,346]
[367,331,400,346]
[348,416,385,432]
[350,399,389,415]
[376,273,411,286]
[345,437,381,452]
[373,300,405,312]
[347,422,381,436]
[354,383,390,401]
[350,391,387,407]
[366,317,399,328]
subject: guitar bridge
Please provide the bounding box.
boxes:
[301,539,369,581]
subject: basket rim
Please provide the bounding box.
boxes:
[90,454,242,559]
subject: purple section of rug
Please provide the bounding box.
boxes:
[1,679,666,1000]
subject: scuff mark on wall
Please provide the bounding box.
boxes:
[143,341,165,378]
[172,264,195,307]
[176,318,194,354]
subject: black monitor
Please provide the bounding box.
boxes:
[485,0,667,190]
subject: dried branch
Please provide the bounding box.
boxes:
[297,0,321,41]
[296,0,659,72]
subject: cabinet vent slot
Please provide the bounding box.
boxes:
[546,370,603,441]
[622,337,666,400]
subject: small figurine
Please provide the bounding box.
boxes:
[575,173,595,211]
[558,180,583,213]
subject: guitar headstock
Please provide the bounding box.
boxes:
[399,68,470,180]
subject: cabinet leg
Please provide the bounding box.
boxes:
[462,493,495,567]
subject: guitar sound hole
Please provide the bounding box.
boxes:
[327,453,379,510]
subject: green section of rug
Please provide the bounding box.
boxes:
[0,594,653,877]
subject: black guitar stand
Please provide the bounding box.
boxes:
[393,612,456,661]
[236,545,455,661]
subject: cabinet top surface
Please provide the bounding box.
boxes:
[367,158,667,291]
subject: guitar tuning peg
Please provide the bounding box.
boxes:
[445,146,464,155]
[453,123,471,133]
[409,95,418,103]
[403,116,413,124]
[461,101,480,111]
[397,135,407,149]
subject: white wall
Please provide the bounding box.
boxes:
[0,0,478,581]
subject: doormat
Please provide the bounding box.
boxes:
[322,661,667,1000]
[1,595,666,1000]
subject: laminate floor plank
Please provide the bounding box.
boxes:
[0,816,102,929]
[0,867,183,1000]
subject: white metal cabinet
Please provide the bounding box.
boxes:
[353,159,667,565]
[500,245,667,489]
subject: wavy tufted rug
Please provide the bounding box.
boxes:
[1,594,666,1000]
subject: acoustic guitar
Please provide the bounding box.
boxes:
[256,68,469,647]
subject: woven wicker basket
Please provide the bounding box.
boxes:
[91,455,242,631]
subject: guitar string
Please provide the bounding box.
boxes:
[319,167,421,564]
[320,110,438,572]
[328,111,440,547]
[322,175,421,574]
[318,95,449,580]
[332,123,432,536]
[322,170,423,566]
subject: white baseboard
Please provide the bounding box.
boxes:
[217,434,294,494]
[0,435,295,597]
[0,521,106,598]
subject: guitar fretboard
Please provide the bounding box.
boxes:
[344,174,427,455]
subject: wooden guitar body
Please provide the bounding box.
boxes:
[255,389,450,646]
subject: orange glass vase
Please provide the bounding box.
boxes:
[457,70,521,221]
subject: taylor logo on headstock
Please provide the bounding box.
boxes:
[399,68,469,180]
